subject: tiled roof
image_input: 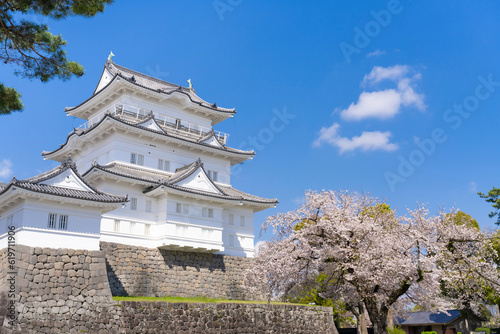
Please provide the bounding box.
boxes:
[197,129,225,147]
[64,61,234,116]
[107,62,236,113]
[83,161,169,184]
[0,158,128,204]
[42,113,254,158]
[396,310,461,325]
[85,160,278,205]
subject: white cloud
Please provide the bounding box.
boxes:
[469,181,478,193]
[0,159,13,179]
[340,89,402,121]
[339,65,425,121]
[366,49,386,58]
[363,65,410,85]
[398,77,426,111]
[313,123,398,154]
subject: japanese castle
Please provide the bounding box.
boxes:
[0,59,278,257]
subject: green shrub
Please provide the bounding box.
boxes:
[475,328,491,334]
[421,331,437,334]
[387,326,405,334]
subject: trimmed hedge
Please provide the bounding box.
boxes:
[388,327,405,334]
[475,328,491,334]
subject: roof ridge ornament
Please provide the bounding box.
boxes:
[107,51,115,63]
[187,78,193,90]
[63,156,75,168]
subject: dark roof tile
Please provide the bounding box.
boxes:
[0,158,127,204]
[396,310,461,325]
[85,161,277,205]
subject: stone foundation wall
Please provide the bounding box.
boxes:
[1,245,116,334]
[117,301,336,333]
[0,244,336,333]
[102,242,258,300]
[0,248,10,330]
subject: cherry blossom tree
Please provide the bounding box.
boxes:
[244,190,500,334]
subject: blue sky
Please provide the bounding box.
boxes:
[1,0,499,238]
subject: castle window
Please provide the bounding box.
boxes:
[158,159,170,172]
[240,216,245,227]
[229,214,234,225]
[48,213,57,229]
[58,215,68,230]
[176,203,189,215]
[207,170,218,182]
[47,213,68,230]
[130,198,138,210]
[202,208,214,218]
[145,200,152,213]
[130,153,144,166]
[114,220,120,232]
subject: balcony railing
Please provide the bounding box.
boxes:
[74,104,229,145]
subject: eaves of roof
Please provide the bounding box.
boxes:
[66,62,236,115]
[42,113,254,159]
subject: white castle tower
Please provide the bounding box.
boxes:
[32,60,278,257]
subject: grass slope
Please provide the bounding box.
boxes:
[113,296,305,306]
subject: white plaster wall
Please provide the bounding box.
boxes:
[0,227,100,250]
[95,182,157,224]
[83,94,215,131]
[0,198,103,250]
[119,95,214,128]
[75,131,232,186]
[93,181,252,256]
[0,201,25,235]
[21,198,103,234]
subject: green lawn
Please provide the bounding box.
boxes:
[112,295,305,306]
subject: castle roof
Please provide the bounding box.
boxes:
[0,158,128,205]
[42,113,254,165]
[65,61,236,120]
[84,160,278,209]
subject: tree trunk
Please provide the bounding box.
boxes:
[387,309,394,330]
[372,317,388,334]
[364,299,389,334]
[349,303,369,334]
[359,303,369,334]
